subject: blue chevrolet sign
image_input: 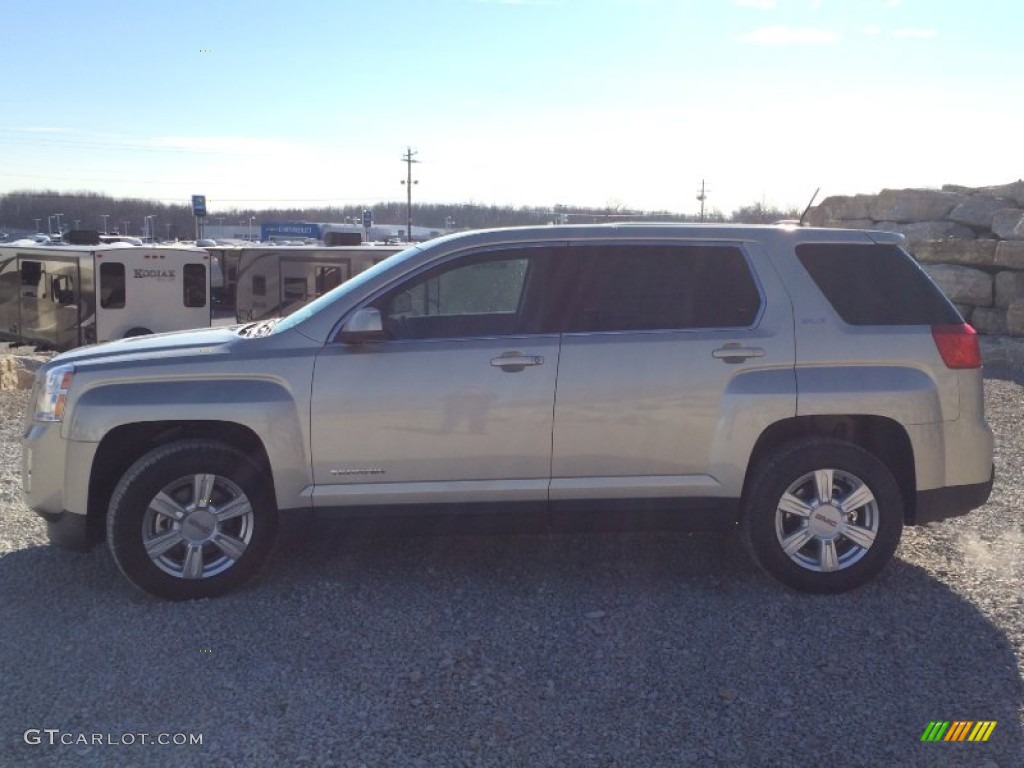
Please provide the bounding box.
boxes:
[261,221,321,240]
[191,195,207,217]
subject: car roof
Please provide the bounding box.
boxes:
[421,223,904,249]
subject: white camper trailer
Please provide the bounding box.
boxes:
[233,245,406,322]
[0,243,211,351]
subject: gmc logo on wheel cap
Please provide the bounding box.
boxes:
[813,512,838,528]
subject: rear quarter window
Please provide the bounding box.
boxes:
[796,243,961,326]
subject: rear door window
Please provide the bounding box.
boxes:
[565,244,762,332]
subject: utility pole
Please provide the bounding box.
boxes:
[696,180,709,223]
[101,214,109,234]
[400,146,419,242]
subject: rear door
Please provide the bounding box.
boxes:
[550,241,796,506]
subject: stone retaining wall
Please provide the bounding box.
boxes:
[806,181,1024,335]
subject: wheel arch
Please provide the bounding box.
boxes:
[88,421,275,538]
[742,415,917,523]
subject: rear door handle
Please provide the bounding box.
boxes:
[490,352,544,372]
[712,344,765,363]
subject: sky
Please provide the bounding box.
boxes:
[2,0,1022,219]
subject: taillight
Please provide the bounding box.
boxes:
[932,323,982,369]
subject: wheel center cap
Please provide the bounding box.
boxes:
[808,503,843,538]
[182,508,217,543]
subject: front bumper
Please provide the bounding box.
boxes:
[34,508,101,551]
[913,466,995,525]
[22,420,100,549]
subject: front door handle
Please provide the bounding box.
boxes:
[490,352,544,372]
[712,343,765,364]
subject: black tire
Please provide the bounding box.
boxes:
[740,438,903,594]
[106,439,278,600]
[123,327,152,338]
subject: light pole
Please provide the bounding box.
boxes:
[400,146,419,242]
[33,218,41,232]
[101,214,109,234]
[123,221,130,236]
[74,219,80,230]
[249,216,255,242]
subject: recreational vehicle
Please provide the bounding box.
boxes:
[232,244,406,322]
[0,243,211,351]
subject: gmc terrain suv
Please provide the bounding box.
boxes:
[22,224,994,599]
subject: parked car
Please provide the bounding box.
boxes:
[22,224,994,599]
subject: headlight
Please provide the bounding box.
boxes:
[35,363,75,422]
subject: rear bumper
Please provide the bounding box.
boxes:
[913,466,994,525]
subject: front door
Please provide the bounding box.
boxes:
[309,245,565,509]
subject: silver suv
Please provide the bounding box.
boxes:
[22,224,995,599]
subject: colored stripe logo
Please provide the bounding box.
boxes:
[920,721,997,742]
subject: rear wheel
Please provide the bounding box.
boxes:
[740,438,903,594]
[107,439,278,600]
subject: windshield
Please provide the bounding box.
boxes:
[272,245,422,334]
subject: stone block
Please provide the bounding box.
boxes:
[807,195,873,226]
[0,355,44,391]
[868,189,964,223]
[995,240,1024,271]
[971,307,1007,335]
[995,271,1024,308]
[947,196,1009,230]
[923,264,993,307]
[910,239,996,267]
[977,181,1024,207]
[873,221,975,244]
[992,209,1024,240]
[1006,299,1024,336]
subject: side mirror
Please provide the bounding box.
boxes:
[338,307,385,344]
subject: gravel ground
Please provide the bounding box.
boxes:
[1,378,1022,767]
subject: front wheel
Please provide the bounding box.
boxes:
[107,439,278,600]
[740,438,903,594]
